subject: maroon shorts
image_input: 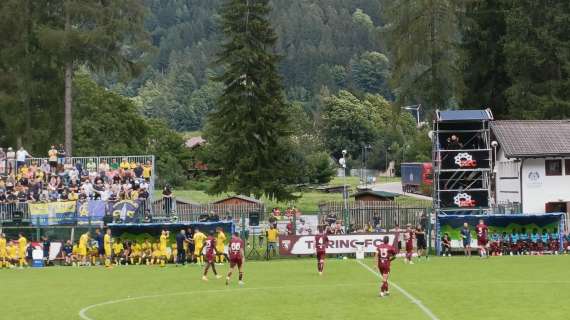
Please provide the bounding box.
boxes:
[378,261,390,275]
[316,251,326,262]
[205,254,215,264]
[405,242,413,253]
[477,238,487,246]
[229,257,243,268]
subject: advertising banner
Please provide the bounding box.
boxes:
[279,233,396,256]
[29,201,77,226]
[440,150,490,170]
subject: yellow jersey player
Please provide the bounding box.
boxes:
[78,232,90,266]
[131,242,142,265]
[112,240,124,266]
[159,230,169,267]
[104,229,112,268]
[141,239,152,265]
[18,233,28,268]
[216,227,227,264]
[8,242,17,267]
[151,243,161,265]
[0,233,7,268]
[72,242,79,266]
[193,228,206,266]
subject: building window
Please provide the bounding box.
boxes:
[566,160,570,175]
[545,159,562,176]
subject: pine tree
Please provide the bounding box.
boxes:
[37,0,149,155]
[461,0,511,118]
[383,0,464,112]
[204,0,300,200]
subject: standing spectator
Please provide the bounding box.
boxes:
[110,159,119,171]
[143,160,152,179]
[57,144,66,164]
[16,147,31,172]
[42,235,51,265]
[0,147,6,175]
[48,146,58,173]
[99,159,110,177]
[266,225,279,259]
[162,185,173,215]
[460,222,472,257]
[6,147,16,175]
[86,159,97,177]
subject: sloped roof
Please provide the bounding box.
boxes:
[353,190,400,199]
[212,195,264,205]
[185,136,206,149]
[491,120,570,158]
[437,109,493,122]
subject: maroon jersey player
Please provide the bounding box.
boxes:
[315,226,329,275]
[403,224,415,264]
[226,232,245,286]
[376,236,397,297]
[476,219,489,258]
[202,230,222,281]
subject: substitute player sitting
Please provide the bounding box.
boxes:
[226,232,245,286]
[376,236,396,297]
[315,225,329,275]
[202,230,222,281]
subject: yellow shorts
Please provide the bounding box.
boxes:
[216,246,224,254]
[194,246,203,256]
[104,246,112,257]
[0,250,6,258]
[78,246,87,256]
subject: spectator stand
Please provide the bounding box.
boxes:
[23,154,156,196]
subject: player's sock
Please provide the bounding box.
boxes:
[211,263,218,276]
[239,272,243,281]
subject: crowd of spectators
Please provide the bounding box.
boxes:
[0,145,153,209]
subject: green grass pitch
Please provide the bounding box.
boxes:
[2,256,570,320]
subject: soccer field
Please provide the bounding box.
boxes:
[2,256,570,320]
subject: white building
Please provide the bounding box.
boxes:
[492,120,570,214]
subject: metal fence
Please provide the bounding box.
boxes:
[152,198,265,222]
[318,200,431,230]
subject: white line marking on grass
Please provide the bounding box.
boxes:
[78,283,361,320]
[356,260,440,320]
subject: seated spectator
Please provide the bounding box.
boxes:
[110,159,119,171]
[40,159,51,176]
[133,163,143,179]
[120,158,130,171]
[99,159,110,176]
[68,189,79,201]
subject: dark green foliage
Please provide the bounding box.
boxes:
[203,0,302,201]
[74,73,190,186]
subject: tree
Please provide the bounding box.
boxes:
[461,0,511,118]
[37,0,149,155]
[203,0,301,201]
[383,0,464,112]
[73,72,190,186]
[503,0,570,119]
[349,51,392,98]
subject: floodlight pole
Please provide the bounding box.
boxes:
[340,150,349,234]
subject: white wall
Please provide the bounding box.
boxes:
[495,148,521,204]
[521,158,570,213]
